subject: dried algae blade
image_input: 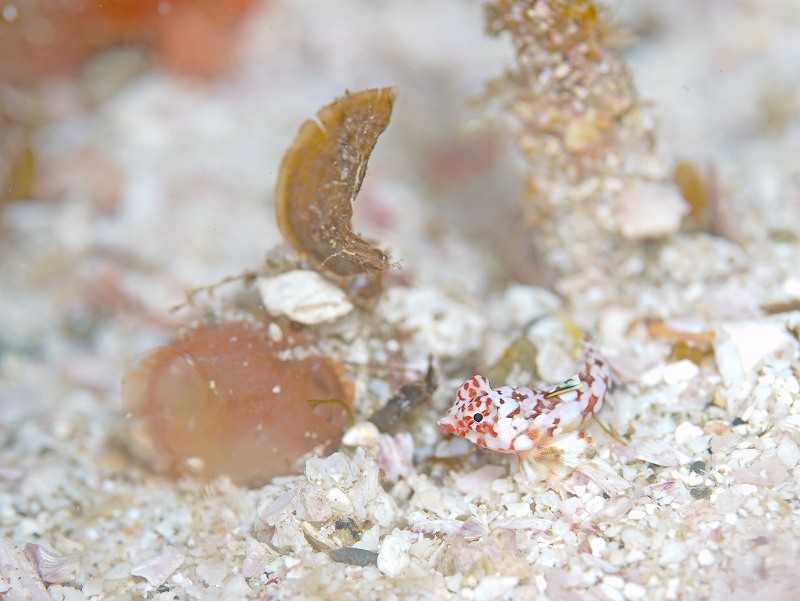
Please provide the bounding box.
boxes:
[275,87,397,276]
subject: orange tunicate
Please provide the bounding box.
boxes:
[0,0,257,86]
[122,321,354,485]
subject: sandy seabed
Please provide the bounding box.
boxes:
[2,1,800,600]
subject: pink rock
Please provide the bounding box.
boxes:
[615,180,688,239]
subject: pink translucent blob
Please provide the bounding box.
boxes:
[123,321,353,485]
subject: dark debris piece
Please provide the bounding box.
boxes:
[329,547,379,567]
[690,486,712,500]
[689,460,706,474]
[334,518,361,541]
[368,356,437,432]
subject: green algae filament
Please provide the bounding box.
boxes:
[122,321,354,486]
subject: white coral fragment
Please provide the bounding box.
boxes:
[258,270,353,324]
[130,546,185,587]
[377,532,411,577]
[23,543,79,584]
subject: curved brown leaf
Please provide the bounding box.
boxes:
[275,87,397,275]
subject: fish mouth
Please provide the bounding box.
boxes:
[437,417,456,434]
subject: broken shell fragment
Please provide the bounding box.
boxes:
[241,541,268,579]
[258,270,354,325]
[23,543,79,584]
[130,546,185,587]
[123,321,354,485]
[275,87,396,276]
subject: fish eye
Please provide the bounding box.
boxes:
[473,413,483,423]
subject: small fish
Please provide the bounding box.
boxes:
[438,337,610,483]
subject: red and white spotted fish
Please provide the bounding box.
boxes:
[438,337,610,482]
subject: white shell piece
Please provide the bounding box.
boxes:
[258,270,353,324]
[130,545,185,587]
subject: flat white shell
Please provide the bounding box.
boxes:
[258,270,353,324]
[23,543,79,584]
[130,546,185,587]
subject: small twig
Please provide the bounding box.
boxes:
[169,269,259,313]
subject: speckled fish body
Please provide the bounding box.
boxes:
[438,338,609,463]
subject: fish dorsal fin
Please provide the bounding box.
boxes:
[456,375,493,401]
